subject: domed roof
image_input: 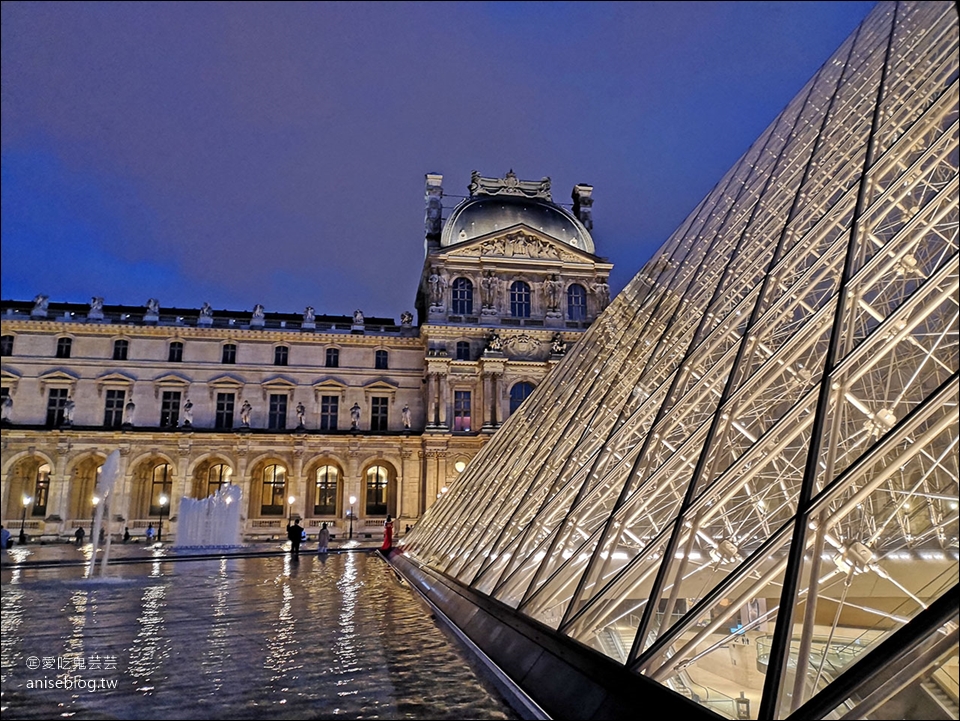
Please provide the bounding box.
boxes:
[440,195,595,254]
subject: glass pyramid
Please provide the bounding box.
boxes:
[401,2,959,718]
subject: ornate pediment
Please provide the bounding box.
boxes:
[468,170,551,200]
[445,229,586,263]
[362,378,399,404]
[95,370,137,397]
[502,332,543,360]
[313,377,348,403]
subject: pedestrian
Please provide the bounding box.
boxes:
[123,526,131,543]
[288,519,303,557]
[380,514,394,554]
[145,523,156,543]
[317,522,330,554]
[74,527,85,546]
[98,526,106,544]
[0,525,10,551]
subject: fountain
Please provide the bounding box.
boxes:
[174,483,243,549]
[88,449,121,577]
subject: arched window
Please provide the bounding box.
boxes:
[567,284,587,321]
[509,382,535,414]
[314,465,340,515]
[33,463,51,516]
[510,281,531,318]
[452,278,473,315]
[261,464,286,515]
[365,465,389,516]
[150,463,173,516]
[207,464,232,497]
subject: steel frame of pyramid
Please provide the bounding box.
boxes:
[400,2,959,719]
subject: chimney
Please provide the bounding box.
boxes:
[572,184,594,231]
[424,174,444,245]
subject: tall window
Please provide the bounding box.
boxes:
[567,284,587,321]
[150,463,172,516]
[268,394,287,430]
[452,277,473,315]
[221,343,237,364]
[326,348,339,368]
[375,350,388,370]
[56,337,73,359]
[215,393,235,429]
[314,465,339,515]
[370,397,388,431]
[456,341,471,361]
[33,463,51,517]
[510,281,531,318]
[160,391,181,428]
[46,388,69,427]
[320,395,339,431]
[274,346,289,366]
[207,464,232,497]
[365,465,389,516]
[453,390,471,432]
[168,341,183,362]
[1,335,13,356]
[509,382,535,413]
[261,464,286,515]
[103,389,126,428]
[113,339,129,361]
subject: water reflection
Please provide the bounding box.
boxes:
[1,552,517,720]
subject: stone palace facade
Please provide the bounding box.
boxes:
[0,171,613,543]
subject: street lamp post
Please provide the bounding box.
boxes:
[348,495,357,539]
[19,495,32,545]
[91,495,100,540]
[287,495,296,522]
[157,494,168,543]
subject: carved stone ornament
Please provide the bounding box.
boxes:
[502,332,542,359]
[468,170,552,201]
[448,231,580,262]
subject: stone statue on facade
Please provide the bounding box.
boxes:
[199,302,214,318]
[485,333,504,353]
[303,306,315,323]
[551,333,568,355]
[63,397,76,425]
[592,279,610,309]
[350,402,361,430]
[402,404,412,430]
[353,309,364,325]
[542,275,563,312]
[240,399,253,427]
[31,294,50,316]
[1,394,12,424]
[181,398,194,427]
[252,304,265,320]
[145,298,160,315]
[123,399,136,427]
[400,311,413,327]
[428,268,447,308]
[89,297,104,318]
[480,271,500,312]
[296,401,306,428]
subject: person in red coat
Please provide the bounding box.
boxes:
[380,515,394,553]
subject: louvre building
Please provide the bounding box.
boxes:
[395,2,959,719]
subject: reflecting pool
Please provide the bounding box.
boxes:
[1,550,518,720]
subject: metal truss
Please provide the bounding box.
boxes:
[402,3,959,718]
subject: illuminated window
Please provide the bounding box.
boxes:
[365,465,389,516]
[314,465,339,515]
[207,464,232,497]
[453,391,471,432]
[149,463,172,516]
[261,464,286,515]
[33,463,51,517]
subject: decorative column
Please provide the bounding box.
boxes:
[426,373,439,428]
[480,358,505,431]
[292,444,305,520]
[51,440,72,533]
